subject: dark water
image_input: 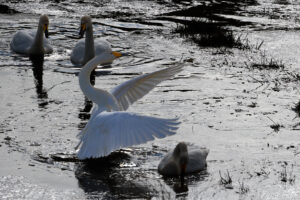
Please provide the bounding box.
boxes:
[1,0,300,199]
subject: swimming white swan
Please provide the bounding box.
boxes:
[10,15,53,55]
[76,51,183,159]
[158,142,209,181]
[70,15,111,66]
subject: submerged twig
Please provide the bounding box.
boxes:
[47,81,71,92]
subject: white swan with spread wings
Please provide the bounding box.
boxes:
[76,51,183,159]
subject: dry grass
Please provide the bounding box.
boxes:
[280,164,296,184]
[238,181,249,194]
[219,170,233,189]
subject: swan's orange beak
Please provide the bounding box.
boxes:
[79,23,86,38]
[112,51,122,58]
[112,51,130,58]
[44,24,49,38]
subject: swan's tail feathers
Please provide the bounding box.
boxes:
[77,112,180,160]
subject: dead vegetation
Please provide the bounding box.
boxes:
[267,116,284,132]
[238,180,249,194]
[270,124,282,132]
[219,170,233,189]
[250,58,284,70]
[174,20,247,48]
[246,51,285,70]
[280,164,296,184]
[254,168,270,177]
[160,0,258,49]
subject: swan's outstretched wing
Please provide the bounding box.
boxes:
[70,39,85,65]
[77,111,180,159]
[111,64,183,110]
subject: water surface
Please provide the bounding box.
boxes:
[1,0,300,199]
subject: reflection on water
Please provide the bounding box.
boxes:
[78,97,93,121]
[173,182,188,197]
[74,146,180,199]
[77,67,115,127]
[162,170,208,197]
[29,55,48,108]
[2,0,300,199]
[78,70,95,129]
[74,152,155,199]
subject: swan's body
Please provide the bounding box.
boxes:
[76,52,183,159]
[71,16,111,66]
[158,142,209,177]
[10,15,53,55]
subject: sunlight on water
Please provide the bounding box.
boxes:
[1,0,300,199]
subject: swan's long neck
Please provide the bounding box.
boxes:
[83,24,95,64]
[79,54,119,111]
[79,57,99,103]
[29,24,44,55]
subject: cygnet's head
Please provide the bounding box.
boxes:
[79,15,92,38]
[39,15,49,38]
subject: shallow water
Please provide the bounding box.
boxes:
[1,0,300,199]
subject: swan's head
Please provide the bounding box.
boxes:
[103,51,123,64]
[39,15,49,38]
[173,142,189,183]
[86,51,125,70]
[79,15,92,38]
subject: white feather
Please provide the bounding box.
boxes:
[77,112,180,159]
[111,64,184,110]
[76,52,183,159]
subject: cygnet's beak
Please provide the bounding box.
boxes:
[44,24,49,38]
[79,23,86,38]
[180,164,187,185]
